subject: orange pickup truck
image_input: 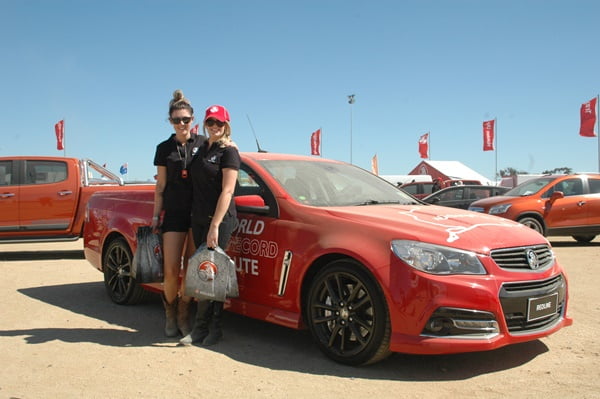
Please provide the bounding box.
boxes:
[0,156,154,243]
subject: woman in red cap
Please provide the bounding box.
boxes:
[180,104,240,346]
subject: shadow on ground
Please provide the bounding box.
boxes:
[0,280,552,381]
[0,250,85,261]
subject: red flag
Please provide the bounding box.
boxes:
[483,120,495,151]
[580,98,597,137]
[55,120,64,150]
[418,133,429,159]
[371,154,379,175]
[190,124,199,134]
[310,129,321,156]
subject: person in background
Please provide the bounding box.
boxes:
[152,90,205,337]
[180,104,240,346]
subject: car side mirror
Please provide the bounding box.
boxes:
[430,196,440,204]
[235,195,270,215]
[549,191,564,203]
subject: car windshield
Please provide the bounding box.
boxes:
[259,159,418,206]
[505,177,556,196]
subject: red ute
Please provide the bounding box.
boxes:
[84,153,572,365]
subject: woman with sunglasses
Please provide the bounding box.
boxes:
[152,89,205,338]
[180,104,240,346]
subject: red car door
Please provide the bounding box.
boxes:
[543,177,588,229]
[0,160,18,232]
[19,159,78,232]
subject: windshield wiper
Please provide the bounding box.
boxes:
[355,200,402,206]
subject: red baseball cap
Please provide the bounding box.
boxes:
[204,105,230,122]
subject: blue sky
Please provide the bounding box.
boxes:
[1,0,599,182]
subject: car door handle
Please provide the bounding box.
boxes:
[577,201,586,207]
[57,190,73,196]
[1,192,15,198]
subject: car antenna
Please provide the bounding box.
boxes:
[246,114,267,153]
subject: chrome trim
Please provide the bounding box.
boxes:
[277,250,293,296]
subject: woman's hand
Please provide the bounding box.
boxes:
[207,224,219,249]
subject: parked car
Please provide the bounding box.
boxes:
[398,180,436,199]
[469,174,600,243]
[84,153,572,365]
[0,156,153,243]
[422,185,510,209]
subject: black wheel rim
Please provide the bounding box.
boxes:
[309,271,375,357]
[105,243,133,302]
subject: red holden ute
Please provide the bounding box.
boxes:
[84,153,572,365]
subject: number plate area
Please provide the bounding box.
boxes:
[527,292,559,322]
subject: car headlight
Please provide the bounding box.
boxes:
[391,240,486,275]
[489,203,512,214]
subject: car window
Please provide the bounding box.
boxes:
[260,159,416,206]
[589,178,600,194]
[550,178,583,197]
[401,184,418,195]
[0,161,12,185]
[470,188,490,199]
[440,188,464,201]
[507,177,554,197]
[24,160,67,185]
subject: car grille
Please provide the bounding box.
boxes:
[499,274,566,333]
[490,244,554,271]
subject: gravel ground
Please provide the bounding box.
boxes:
[0,237,599,399]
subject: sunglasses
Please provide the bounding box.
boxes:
[205,119,225,128]
[171,116,193,124]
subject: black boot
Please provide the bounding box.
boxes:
[202,301,224,346]
[179,300,212,346]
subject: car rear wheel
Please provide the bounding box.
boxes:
[306,259,391,365]
[518,217,545,235]
[572,235,596,243]
[103,237,148,305]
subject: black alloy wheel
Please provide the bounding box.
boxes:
[103,237,147,305]
[306,260,391,366]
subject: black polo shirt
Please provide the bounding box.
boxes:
[190,141,240,225]
[154,133,206,214]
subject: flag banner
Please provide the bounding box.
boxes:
[580,98,597,137]
[120,163,128,175]
[55,120,64,150]
[191,124,199,134]
[483,120,495,151]
[418,133,429,159]
[371,154,379,175]
[310,129,321,156]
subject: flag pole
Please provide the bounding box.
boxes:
[63,118,66,157]
[428,131,431,159]
[597,95,599,172]
[494,118,498,183]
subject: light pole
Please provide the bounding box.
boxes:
[348,94,355,164]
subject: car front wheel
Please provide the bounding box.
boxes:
[306,260,391,366]
[103,237,147,305]
[518,216,545,235]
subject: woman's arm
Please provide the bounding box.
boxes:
[206,167,238,248]
[152,165,167,232]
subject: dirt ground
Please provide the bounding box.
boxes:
[0,237,599,399]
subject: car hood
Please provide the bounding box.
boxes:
[469,194,518,207]
[324,204,546,253]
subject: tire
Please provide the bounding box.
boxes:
[518,216,545,235]
[573,235,596,243]
[103,237,148,305]
[305,259,391,366]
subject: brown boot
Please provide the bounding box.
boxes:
[177,298,192,336]
[161,294,179,337]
